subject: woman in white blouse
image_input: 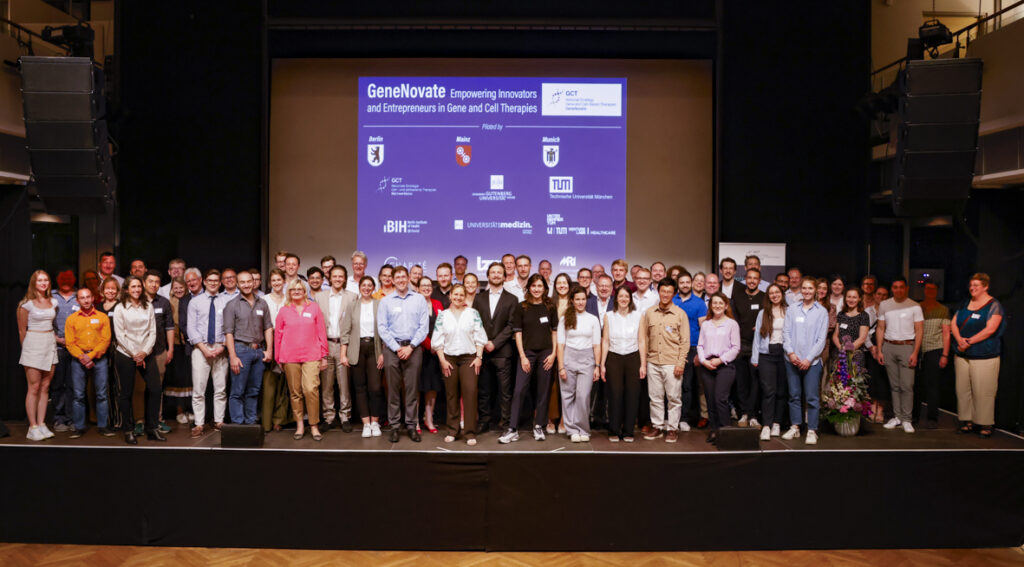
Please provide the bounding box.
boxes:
[600,286,643,442]
[112,275,160,444]
[17,270,58,441]
[557,285,601,442]
[341,275,385,438]
[751,284,789,441]
[432,284,487,445]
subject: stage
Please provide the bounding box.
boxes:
[2,412,1022,551]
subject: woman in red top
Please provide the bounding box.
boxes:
[275,279,329,441]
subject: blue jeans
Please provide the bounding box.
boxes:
[786,360,822,431]
[229,344,265,424]
[71,356,109,431]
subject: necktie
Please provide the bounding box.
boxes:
[207,298,216,344]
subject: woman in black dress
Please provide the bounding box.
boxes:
[417,277,445,433]
[832,288,870,373]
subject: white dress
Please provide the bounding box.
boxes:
[19,301,58,370]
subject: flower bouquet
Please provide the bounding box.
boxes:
[821,337,872,436]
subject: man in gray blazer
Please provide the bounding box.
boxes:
[340,286,385,436]
[316,265,357,431]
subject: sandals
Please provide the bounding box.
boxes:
[957,422,974,434]
[311,429,323,441]
[978,426,993,438]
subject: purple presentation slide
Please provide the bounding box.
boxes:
[357,77,626,275]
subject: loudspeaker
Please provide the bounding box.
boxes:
[715,426,761,451]
[221,424,264,448]
[891,58,982,216]
[19,56,115,215]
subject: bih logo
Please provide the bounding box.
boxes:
[367,144,384,167]
[543,145,559,167]
[456,145,471,166]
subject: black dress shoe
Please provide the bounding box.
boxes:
[341,421,353,433]
[124,432,138,445]
[320,421,332,431]
[388,428,401,443]
[146,429,167,442]
[409,428,422,443]
[706,432,718,445]
[476,423,491,435]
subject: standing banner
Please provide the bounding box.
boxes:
[717,242,787,284]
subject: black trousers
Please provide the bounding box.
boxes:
[478,354,513,430]
[913,349,944,422]
[638,376,651,427]
[734,353,759,420]
[757,344,788,427]
[351,340,383,419]
[699,362,736,431]
[605,351,641,437]
[113,350,160,430]
[510,348,553,430]
[680,349,698,422]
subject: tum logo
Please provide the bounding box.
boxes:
[383,220,408,233]
[549,176,573,194]
[559,256,576,267]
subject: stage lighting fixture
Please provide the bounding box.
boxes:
[918,19,952,56]
[41,23,95,58]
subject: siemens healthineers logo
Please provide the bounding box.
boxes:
[549,176,573,194]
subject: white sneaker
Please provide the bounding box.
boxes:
[570,433,581,443]
[760,426,771,441]
[902,421,915,433]
[176,413,189,424]
[781,425,801,440]
[883,418,902,429]
[579,434,590,442]
[370,422,382,437]
[361,424,372,438]
[40,424,55,439]
[26,426,44,441]
[533,425,546,441]
[749,418,761,428]
[771,423,781,437]
[805,430,818,445]
[737,414,748,427]
[730,408,738,420]
[498,429,519,444]
[678,421,691,432]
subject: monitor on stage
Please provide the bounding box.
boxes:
[270,59,712,274]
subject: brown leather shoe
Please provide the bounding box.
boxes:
[214,422,224,431]
[665,430,679,443]
[190,425,204,438]
[642,426,663,440]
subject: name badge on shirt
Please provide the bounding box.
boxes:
[155,308,163,314]
[971,313,981,320]
[394,307,402,313]
[256,309,264,316]
[665,325,674,333]
[627,327,635,334]
[751,304,759,310]
[72,305,80,311]
[796,317,805,323]
[539,316,549,324]
[90,318,100,324]
[900,312,909,318]
[840,323,848,329]
[302,312,312,318]
[217,309,224,315]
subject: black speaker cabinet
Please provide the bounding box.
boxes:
[891,58,982,216]
[221,424,264,448]
[19,56,115,214]
[716,426,761,451]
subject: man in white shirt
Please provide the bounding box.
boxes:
[453,255,469,285]
[316,265,357,432]
[875,277,924,433]
[346,250,373,293]
[586,274,614,324]
[97,251,124,286]
[719,257,737,299]
[186,269,232,437]
[538,259,552,288]
[504,255,531,302]
[283,254,311,297]
[576,268,594,297]
[632,269,658,313]
[650,262,667,291]
[704,273,720,307]
[501,253,517,284]
[158,258,186,299]
[319,256,336,291]
[785,267,803,305]
[221,268,240,300]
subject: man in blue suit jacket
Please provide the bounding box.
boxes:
[585,274,615,325]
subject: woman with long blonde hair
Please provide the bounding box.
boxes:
[18,270,59,440]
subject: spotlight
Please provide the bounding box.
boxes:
[918,19,952,56]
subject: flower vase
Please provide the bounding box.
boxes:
[835,416,861,437]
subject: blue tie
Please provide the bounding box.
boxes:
[207,298,216,344]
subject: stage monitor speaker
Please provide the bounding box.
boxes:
[715,426,760,451]
[891,58,982,216]
[19,56,115,215]
[221,424,264,448]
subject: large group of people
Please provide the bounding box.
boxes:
[16,250,1006,446]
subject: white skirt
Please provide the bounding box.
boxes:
[20,331,58,371]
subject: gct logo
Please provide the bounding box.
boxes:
[549,176,573,194]
[559,256,577,267]
[383,220,409,233]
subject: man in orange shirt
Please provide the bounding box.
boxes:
[65,287,114,439]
